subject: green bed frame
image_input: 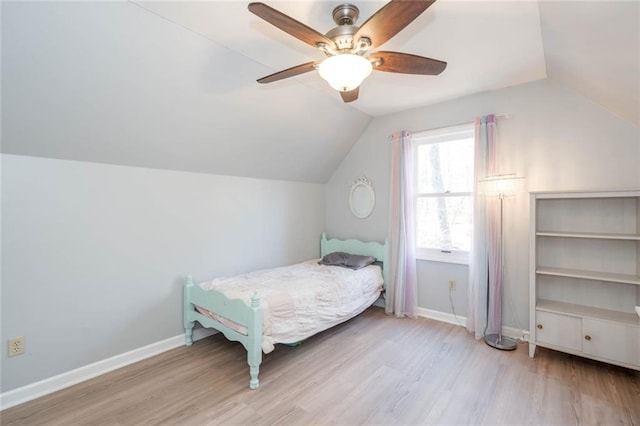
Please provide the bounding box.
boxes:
[183,232,389,389]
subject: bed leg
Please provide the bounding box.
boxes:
[185,323,194,346]
[184,274,195,346]
[249,364,260,390]
[248,291,262,389]
[247,328,262,389]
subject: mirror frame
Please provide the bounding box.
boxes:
[349,176,375,219]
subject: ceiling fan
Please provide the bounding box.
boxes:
[248,0,447,103]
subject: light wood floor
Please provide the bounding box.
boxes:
[3,307,639,425]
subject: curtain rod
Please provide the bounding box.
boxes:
[412,114,509,135]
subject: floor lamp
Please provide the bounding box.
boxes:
[479,174,524,351]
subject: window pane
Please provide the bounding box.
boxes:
[417,138,474,194]
[416,196,472,251]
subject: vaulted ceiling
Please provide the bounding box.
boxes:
[2,1,638,183]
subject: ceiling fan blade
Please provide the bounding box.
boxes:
[354,0,437,49]
[340,87,359,103]
[369,51,446,75]
[248,2,336,51]
[257,61,319,84]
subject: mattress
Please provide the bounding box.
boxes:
[198,259,383,353]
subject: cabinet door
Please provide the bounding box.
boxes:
[535,310,582,351]
[582,319,640,366]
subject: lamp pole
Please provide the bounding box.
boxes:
[484,191,518,350]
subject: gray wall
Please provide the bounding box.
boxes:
[325,78,640,330]
[1,154,325,392]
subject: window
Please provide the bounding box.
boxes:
[413,124,474,264]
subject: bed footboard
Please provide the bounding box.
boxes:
[183,275,263,389]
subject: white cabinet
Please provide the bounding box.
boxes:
[529,190,640,371]
[535,310,582,351]
[582,318,640,366]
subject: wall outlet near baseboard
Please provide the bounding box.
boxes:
[8,337,25,357]
[448,280,456,290]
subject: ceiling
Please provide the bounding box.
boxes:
[2,1,638,184]
[132,0,639,123]
[538,0,639,126]
[133,0,549,117]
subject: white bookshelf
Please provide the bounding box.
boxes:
[529,190,640,371]
[535,267,640,285]
[536,231,640,241]
[536,299,639,326]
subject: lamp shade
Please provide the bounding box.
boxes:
[478,174,525,198]
[318,54,372,92]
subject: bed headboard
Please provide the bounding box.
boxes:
[320,232,390,286]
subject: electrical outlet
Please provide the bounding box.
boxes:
[8,336,25,357]
[448,280,456,290]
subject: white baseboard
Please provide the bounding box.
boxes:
[503,326,529,342]
[415,307,528,342]
[0,328,216,411]
[416,307,467,327]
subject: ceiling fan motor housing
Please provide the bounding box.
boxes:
[325,4,362,51]
[332,4,359,25]
[325,25,359,50]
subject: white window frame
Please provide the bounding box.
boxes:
[413,123,474,265]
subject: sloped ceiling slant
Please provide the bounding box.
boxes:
[539,0,640,125]
[1,1,371,184]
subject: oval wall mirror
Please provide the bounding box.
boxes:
[349,176,375,219]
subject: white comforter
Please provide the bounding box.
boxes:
[198,259,383,353]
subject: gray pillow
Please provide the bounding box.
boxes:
[318,252,376,270]
[344,254,376,270]
[318,252,349,266]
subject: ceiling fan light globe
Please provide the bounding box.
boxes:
[318,54,372,92]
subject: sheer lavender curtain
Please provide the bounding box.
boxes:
[467,115,500,339]
[387,131,418,318]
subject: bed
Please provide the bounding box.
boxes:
[183,232,389,389]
